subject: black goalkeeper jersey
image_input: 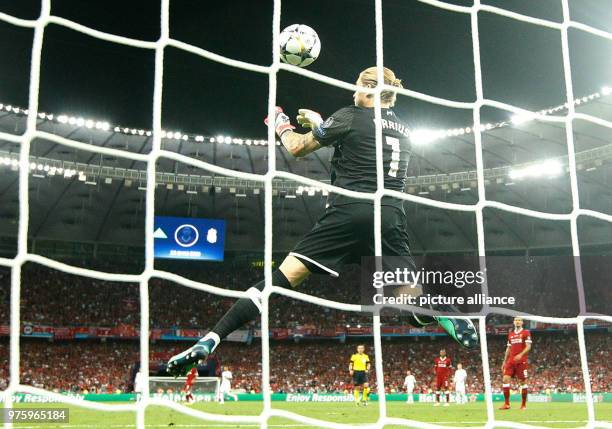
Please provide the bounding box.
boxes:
[312,105,411,208]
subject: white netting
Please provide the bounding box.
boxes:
[0,0,612,428]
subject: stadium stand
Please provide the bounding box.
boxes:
[0,264,608,396]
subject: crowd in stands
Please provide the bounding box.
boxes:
[0,265,609,395]
[0,262,586,330]
[0,332,608,395]
[0,340,138,393]
[0,265,372,329]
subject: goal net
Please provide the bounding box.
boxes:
[0,0,611,428]
[148,376,220,402]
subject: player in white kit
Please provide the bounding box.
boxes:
[133,370,143,394]
[218,366,238,403]
[453,363,468,404]
[403,370,417,404]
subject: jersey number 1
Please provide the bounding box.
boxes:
[385,136,400,177]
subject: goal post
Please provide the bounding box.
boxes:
[148,376,220,402]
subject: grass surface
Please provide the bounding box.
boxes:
[6,401,611,428]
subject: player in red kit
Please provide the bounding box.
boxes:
[500,316,532,410]
[433,348,452,406]
[182,366,198,403]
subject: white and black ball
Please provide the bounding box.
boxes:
[280,24,321,68]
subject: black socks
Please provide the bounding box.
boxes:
[211,270,291,340]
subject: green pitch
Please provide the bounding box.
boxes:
[8,401,612,428]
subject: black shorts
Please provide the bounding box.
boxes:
[290,203,415,277]
[353,370,368,386]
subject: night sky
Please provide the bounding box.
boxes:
[0,0,611,138]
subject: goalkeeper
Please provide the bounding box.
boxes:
[167,66,479,376]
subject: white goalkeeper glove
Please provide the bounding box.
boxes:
[296,109,323,132]
[264,106,295,138]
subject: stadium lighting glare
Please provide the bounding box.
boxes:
[511,113,536,125]
[508,159,563,180]
[0,82,608,156]
[410,129,444,145]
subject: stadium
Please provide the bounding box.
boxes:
[0,0,611,428]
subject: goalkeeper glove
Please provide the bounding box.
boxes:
[296,109,323,132]
[264,106,295,138]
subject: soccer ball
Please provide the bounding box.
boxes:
[279,24,321,68]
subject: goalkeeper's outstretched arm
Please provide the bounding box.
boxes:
[280,131,321,157]
[265,107,322,157]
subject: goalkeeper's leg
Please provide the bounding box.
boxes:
[395,301,478,349]
[167,257,306,376]
[389,285,478,348]
[378,213,479,349]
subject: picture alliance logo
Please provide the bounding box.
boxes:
[174,224,218,247]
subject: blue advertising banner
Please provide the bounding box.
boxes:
[153,216,225,261]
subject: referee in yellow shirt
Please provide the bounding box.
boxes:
[349,344,371,405]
